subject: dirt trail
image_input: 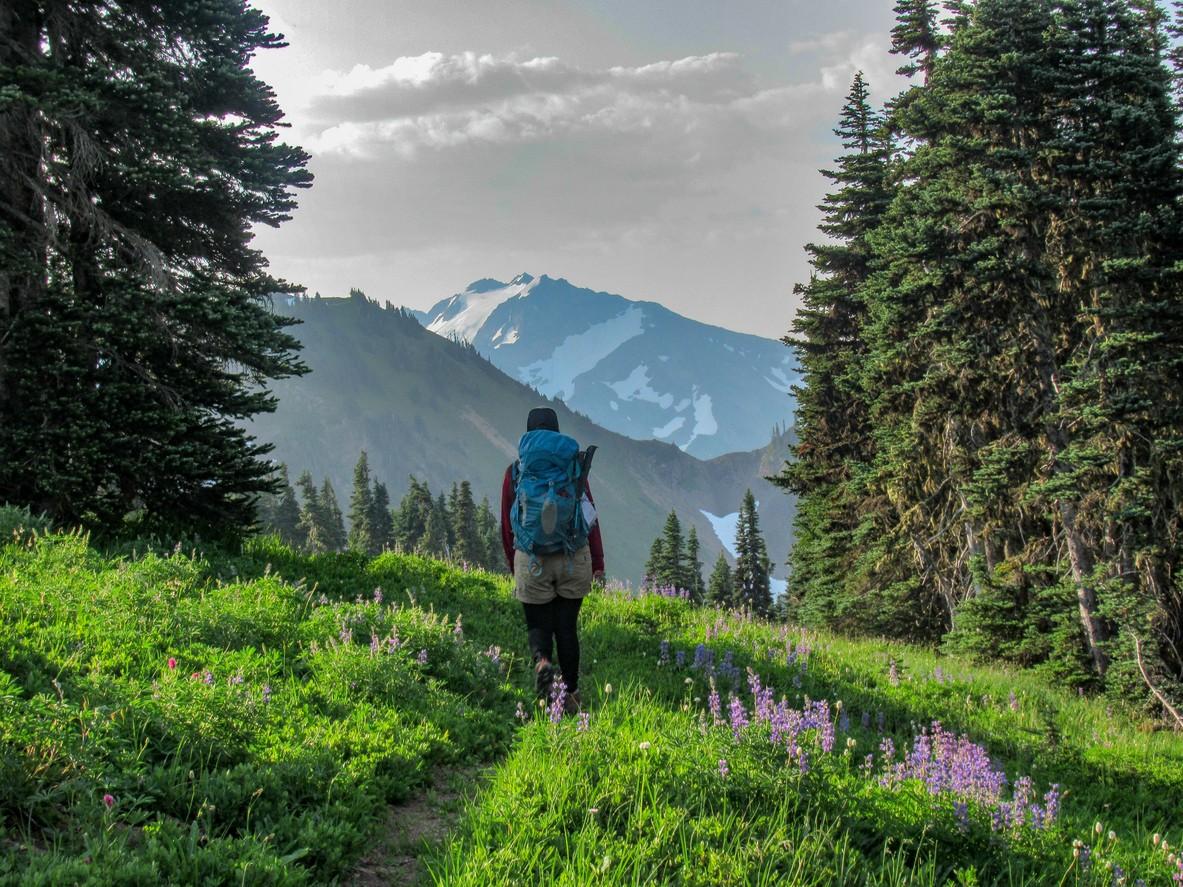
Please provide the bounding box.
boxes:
[349,765,490,887]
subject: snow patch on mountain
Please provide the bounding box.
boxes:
[764,366,794,394]
[518,305,645,401]
[701,508,739,558]
[492,325,519,347]
[606,364,675,410]
[426,274,535,343]
[653,416,686,439]
[681,390,718,452]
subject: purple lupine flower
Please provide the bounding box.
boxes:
[861,711,871,730]
[416,648,428,666]
[718,758,729,778]
[453,615,463,642]
[548,681,567,724]
[708,678,722,725]
[203,671,214,686]
[675,650,686,668]
[1111,863,1125,886]
[1008,690,1019,712]
[658,640,670,666]
[339,623,353,645]
[578,712,590,732]
[262,684,272,703]
[838,711,850,733]
[370,633,380,655]
[515,701,527,721]
[373,587,383,605]
[1043,784,1060,823]
[484,645,502,665]
[877,711,886,731]
[728,694,749,740]
[861,753,874,778]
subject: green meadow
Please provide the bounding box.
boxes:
[1,531,1180,885]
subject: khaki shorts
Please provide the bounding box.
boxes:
[513,545,593,604]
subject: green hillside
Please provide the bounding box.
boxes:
[3,533,1181,884]
[247,292,795,584]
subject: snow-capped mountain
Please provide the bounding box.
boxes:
[415,273,798,459]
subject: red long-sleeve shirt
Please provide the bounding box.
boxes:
[500,465,604,574]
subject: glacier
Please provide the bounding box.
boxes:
[518,305,645,401]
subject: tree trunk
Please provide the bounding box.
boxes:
[1029,316,1110,677]
[0,1,46,415]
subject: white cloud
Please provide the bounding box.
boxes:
[303,50,775,159]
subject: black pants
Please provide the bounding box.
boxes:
[522,596,584,692]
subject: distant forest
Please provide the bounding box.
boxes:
[258,452,508,573]
[779,0,1183,713]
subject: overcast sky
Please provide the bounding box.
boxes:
[248,0,900,337]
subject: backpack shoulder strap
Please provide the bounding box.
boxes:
[576,445,597,500]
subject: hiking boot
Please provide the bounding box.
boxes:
[563,689,582,716]
[534,660,557,697]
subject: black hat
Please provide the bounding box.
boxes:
[527,407,560,432]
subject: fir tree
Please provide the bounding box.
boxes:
[707,552,735,608]
[475,496,506,572]
[347,451,375,555]
[684,526,705,603]
[776,72,893,634]
[658,511,685,590]
[890,0,940,80]
[0,1,311,537]
[265,464,304,549]
[296,471,327,554]
[732,490,772,616]
[320,479,346,552]
[394,477,433,553]
[422,493,450,558]
[449,481,480,566]
[369,481,395,553]
[644,537,666,590]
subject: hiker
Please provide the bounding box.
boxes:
[500,407,604,713]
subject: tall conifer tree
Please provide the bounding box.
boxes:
[685,526,705,603]
[776,72,894,632]
[320,479,346,552]
[733,490,772,616]
[0,1,311,536]
[348,451,375,555]
[369,481,395,554]
[708,552,735,608]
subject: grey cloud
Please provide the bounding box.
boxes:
[304,51,764,158]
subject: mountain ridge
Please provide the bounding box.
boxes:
[411,273,799,459]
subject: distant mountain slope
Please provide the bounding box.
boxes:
[414,274,798,459]
[251,292,795,585]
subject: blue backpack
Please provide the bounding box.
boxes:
[510,430,597,572]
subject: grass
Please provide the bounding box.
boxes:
[1,531,1180,884]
